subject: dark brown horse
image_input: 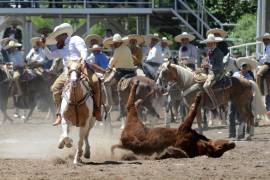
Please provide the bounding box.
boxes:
[157,62,266,140]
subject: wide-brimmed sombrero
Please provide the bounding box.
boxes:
[89,44,103,51]
[85,34,103,45]
[256,33,270,41]
[103,37,113,49]
[5,40,22,49]
[175,32,195,42]
[144,33,159,44]
[0,37,14,46]
[122,34,144,45]
[206,28,227,38]
[31,37,42,46]
[46,23,73,45]
[200,33,223,43]
[161,37,173,45]
[236,56,258,70]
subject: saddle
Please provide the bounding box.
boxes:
[117,75,132,91]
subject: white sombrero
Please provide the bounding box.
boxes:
[89,44,103,51]
[46,23,73,45]
[5,40,22,49]
[122,34,144,45]
[174,32,195,42]
[144,33,159,44]
[200,33,223,43]
[31,37,42,46]
[206,28,227,38]
[85,34,103,45]
[256,33,270,41]
[236,56,258,70]
[103,37,113,49]
[0,37,14,46]
[112,33,123,43]
[161,37,173,45]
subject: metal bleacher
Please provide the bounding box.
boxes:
[0,0,224,52]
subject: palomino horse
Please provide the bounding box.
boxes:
[59,60,95,165]
[157,62,266,140]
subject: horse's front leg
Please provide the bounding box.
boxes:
[74,126,86,165]
[196,107,203,134]
[58,116,73,149]
[84,117,95,159]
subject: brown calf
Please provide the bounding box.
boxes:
[111,81,235,159]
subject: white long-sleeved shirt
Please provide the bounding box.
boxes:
[146,43,163,64]
[44,36,88,67]
[9,50,24,67]
[26,47,46,64]
[178,43,198,64]
[260,43,270,64]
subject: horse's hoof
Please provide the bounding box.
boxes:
[58,137,65,149]
[73,159,83,165]
[65,137,73,148]
[84,151,91,159]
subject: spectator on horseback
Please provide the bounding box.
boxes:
[26,37,46,75]
[5,40,24,96]
[86,44,109,74]
[175,32,197,70]
[105,33,135,86]
[256,33,270,95]
[201,33,224,108]
[206,28,229,56]
[43,23,102,126]
[142,33,163,79]
[84,34,103,48]
[123,34,143,67]
[160,37,172,61]
[228,57,257,138]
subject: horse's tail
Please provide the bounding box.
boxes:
[250,80,268,121]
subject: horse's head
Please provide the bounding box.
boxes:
[201,139,236,158]
[67,59,83,86]
[156,62,179,90]
[223,53,239,74]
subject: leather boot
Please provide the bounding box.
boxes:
[256,75,264,95]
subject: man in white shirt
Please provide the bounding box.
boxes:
[44,23,102,126]
[5,40,24,96]
[142,33,163,79]
[26,37,46,65]
[256,33,270,95]
[160,37,172,61]
[175,32,197,70]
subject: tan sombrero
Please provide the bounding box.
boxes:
[46,23,73,45]
[236,56,258,70]
[200,33,223,43]
[89,44,103,51]
[161,37,173,45]
[174,32,195,42]
[256,33,270,41]
[122,34,144,45]
[31,37,42,46]
[103,37,113,49]
[144,33,159,44]
[5,40,22,49]
[206,28,227,38]
[85,34,103,45]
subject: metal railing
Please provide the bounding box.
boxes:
[229,42,263,57]
[0,0,152,8]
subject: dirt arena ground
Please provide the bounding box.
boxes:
[1,111,270,180]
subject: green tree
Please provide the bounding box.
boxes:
[229,13,256,44]
[90,22,106,36]
[205,0,257,23]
